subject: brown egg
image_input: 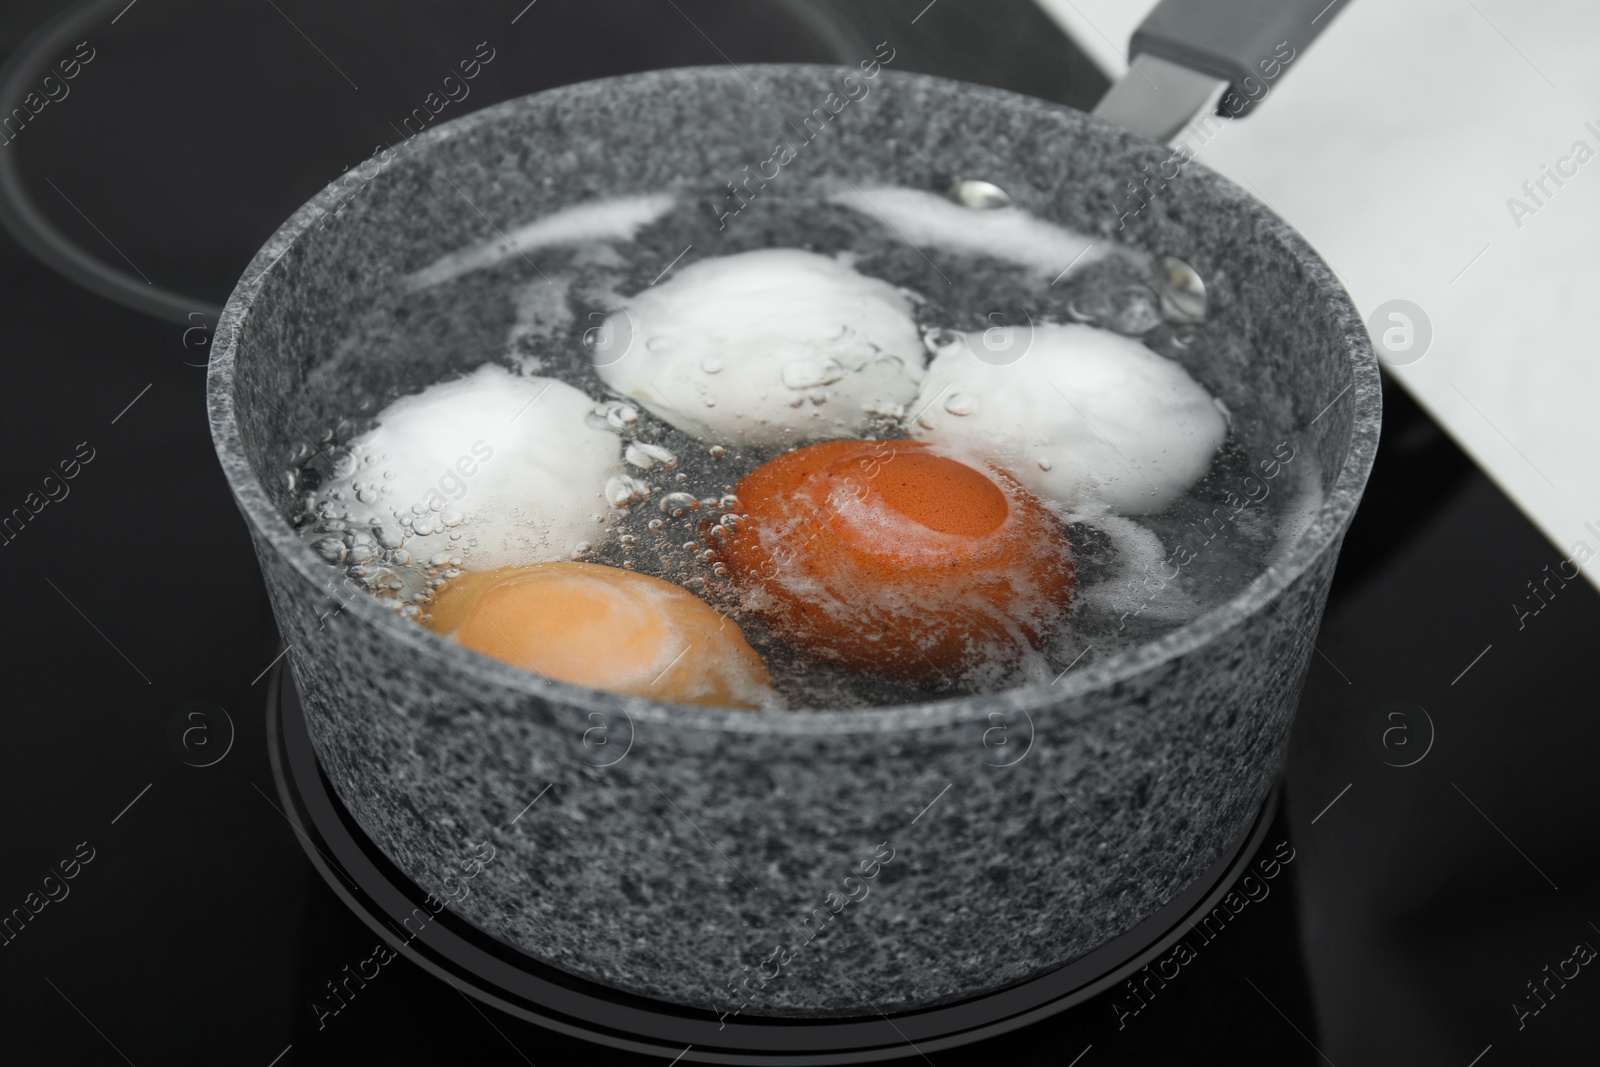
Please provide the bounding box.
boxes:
[425,561,772,709]
[718,439,1075,680]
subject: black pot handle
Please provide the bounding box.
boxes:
[1094,0,1350,140]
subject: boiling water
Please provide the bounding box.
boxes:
[283,188,1321,709]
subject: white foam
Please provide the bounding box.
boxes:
[828,185,1105,280]
[595,249,927,447]
[405,193,676,290]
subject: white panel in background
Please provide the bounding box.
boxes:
[1038,0,1600,588]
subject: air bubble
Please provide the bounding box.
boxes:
[659,492,699,517]
[1153,256,1208,324]
[945,179,1012,210]
[944,393,980,416]
[781,357,845,390]
[313,538,347,564]
[625,441,677,470]
[603,402,639,431]
[606,474,650,507]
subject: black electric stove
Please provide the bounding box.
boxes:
[3,2,1598,1064]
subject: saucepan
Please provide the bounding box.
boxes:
[203,0,1376,1046]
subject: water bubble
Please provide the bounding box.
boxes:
[604,403,639,431]
[659,492,699,517]
[709,445,727,458]
[944,393,980,416]
[430,553,452,567]
[683,542,699,552]
[648,518,664,531]
[945,179,1012,210]
[374,524,405,549]
[440,506,465,527]
[1038,458,1053,471]
[312,538,347,564]
[389,549,410,566]
[575,541,592,554]
[605,474,650,507]
[700,356,724,374]
[781,357,845,390]
[357,487,379,504]
[1153,256,1207,324]
[625,442,677,470]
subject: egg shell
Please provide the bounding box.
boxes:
[908,322,1226,514]
[426,561,774,709]
[594,249,927,447]
[329,365,622,569]
[719,439,1075,681]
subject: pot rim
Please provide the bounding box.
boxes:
[207,64,1381,737]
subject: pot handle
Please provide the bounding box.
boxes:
[1093,0,1348,141]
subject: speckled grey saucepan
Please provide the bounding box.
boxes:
[208,65,1379,1017]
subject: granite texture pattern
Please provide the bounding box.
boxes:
[207,66,1380,1017]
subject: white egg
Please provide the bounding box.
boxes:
[907,323,1226,514]
[592,249,926,447]
[327,365,622,568]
